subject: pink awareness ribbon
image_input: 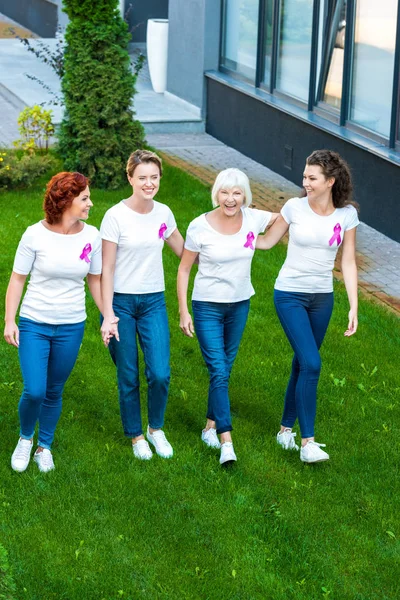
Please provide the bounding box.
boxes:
[244,231,255,250]
[79,243,92,263]
[329,223,342,247]
[158,223,167,240]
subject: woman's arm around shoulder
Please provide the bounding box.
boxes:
[4,272,27,347]
[177,248,198,337]
[256,215,289,250]
[341,226,358,337]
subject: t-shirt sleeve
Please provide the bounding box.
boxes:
[89,232,102,275]
[163,207,177,240]
[344,205,360,231]
[280,198,296,224]
[252,208,272,233]
[184,220,201,253]
[100,209,120,244]
[12,228,35,275]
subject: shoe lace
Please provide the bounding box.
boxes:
[40,450,54,467]
[308,441,326,448]
[152,430,168,446]
[15,441,31,459]
[282,429,299,450]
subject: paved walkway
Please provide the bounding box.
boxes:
[147,133,400,315]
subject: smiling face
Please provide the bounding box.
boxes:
[217,186,245,217]
[67,186,92,220]
[128,162,161,202]
[303,164,335,201]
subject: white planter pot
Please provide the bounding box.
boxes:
[146,18,169,93]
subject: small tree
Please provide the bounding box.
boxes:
[58,0,145,188]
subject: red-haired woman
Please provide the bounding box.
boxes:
[4,172,102,473]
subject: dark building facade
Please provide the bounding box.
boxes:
[167,0,400,242]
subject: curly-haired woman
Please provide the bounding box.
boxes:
[257,150,359,463]
[4,172,102,473]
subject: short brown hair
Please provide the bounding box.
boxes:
[126,149,163,178]
[43,172,89,224]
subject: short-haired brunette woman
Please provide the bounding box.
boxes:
[256,150,359,463]
[100,150,184,461]
[177,168,278,466]
[4,172,102,473]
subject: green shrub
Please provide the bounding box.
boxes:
[58,0,145,189]
[0,544,17,600]
[14,105,55,153]
[0,150,56,191]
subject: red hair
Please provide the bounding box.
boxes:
[43,172,89,224]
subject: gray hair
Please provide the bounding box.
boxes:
[211,168,252,208]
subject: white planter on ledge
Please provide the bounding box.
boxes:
[146,18,169,93]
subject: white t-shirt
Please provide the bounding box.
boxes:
[185,207,272,302]
[100,200,177,294]
[13,222,102,324]
[275,197,359,293]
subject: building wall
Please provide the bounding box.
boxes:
[126,0,169,43]
[167,0,220,109]
[0,0,58,36]
[206,77,400,242]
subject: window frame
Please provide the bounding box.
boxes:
[218,0,400,149]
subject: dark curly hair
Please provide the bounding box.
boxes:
[306,149,358,210]
[43,172,89,224]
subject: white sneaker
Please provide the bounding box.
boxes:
[34,449,55,472]
[11,438,33,472]
[277,428,299,451]
[146,427,173,458]
[132,439,153,460]
[201,428,221,449]
[219,442,237,465]
[300,441,329,463]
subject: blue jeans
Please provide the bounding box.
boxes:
[108,292,170,438]
[274,290,334,438]
[18,317,85,449]
[192,299,250,434]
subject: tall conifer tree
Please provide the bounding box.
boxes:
[59,0,144,188]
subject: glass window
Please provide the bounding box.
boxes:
[220,0,260,82]
[350,0,398,137]
[276,0,314,102]
[317,0,346,110]
[262,1,274,86]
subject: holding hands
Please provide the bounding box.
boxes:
[100,316,120,347]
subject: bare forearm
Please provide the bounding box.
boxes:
[87,274,102,314]
[256,216,289,250]
[177,267,191,315]
[5,276,25,323]
[100,268,115,318]
[342,261,358,311]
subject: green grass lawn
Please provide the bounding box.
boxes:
[0,162,399,600]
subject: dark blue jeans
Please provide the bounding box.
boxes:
[18,317,85,449]
[108,292,170,438]
[274,290,334,438]
[192,299,250,434]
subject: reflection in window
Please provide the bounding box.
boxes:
[262,1,274,86]
[220,0,260,82]
[350,0,397,137]
[276,0,313,102]
[317,0,346,110]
